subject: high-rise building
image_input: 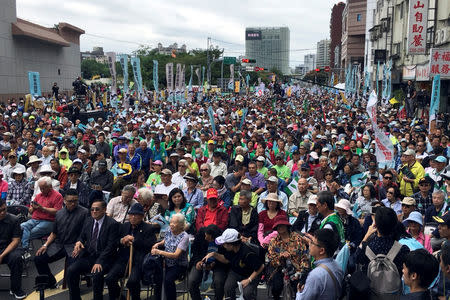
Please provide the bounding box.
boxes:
[245,27,290,75]
[316,39,331,68]
[304,54,316,72]
[330,2,346,69]
[341,0,367,70]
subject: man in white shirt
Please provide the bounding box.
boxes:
[106,185,137,223]
[209,152,227,178]
[172,159,188,190]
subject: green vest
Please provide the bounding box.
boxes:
[319,212,345,244]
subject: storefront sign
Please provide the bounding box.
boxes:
[407,0,428,54]
[429,48,450,78]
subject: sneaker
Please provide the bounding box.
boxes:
[22,251,31,260]
[10,290,27,299]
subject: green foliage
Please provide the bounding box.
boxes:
[81,60,110,79]
[303,70,329,85]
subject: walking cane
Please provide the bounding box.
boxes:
[126,243,134,300]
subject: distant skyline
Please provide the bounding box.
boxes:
[17,0,343,67]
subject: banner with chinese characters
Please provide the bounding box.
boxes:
[152,60,158,92]
[407,0,428,54]
[429,48,450,78]
[27,71,41,96]
[165,63,174,92]
[366,91,394,163]
[131,56,143,94]
[118,54,128,93]
[106,52,117,93]
[429,74,441,132]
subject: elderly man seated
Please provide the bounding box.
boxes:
[106,185,137,223]
[21,177,63,257]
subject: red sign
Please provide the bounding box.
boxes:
[324,66,330,72]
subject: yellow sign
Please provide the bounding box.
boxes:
[389,97,399,105]
[102,92,107,106]
[234,81,240,93]
[340,92,348,104]
[25,94,31,112]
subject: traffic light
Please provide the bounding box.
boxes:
[255,67,265,71]
[315,68,320,72]
[242,58,256,63]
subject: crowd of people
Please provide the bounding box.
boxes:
[0,79,449,300]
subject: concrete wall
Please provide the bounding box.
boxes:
[0,0,81,102]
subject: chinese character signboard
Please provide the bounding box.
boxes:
[407,0,428,55]
[105,52,117,93]
[27,71,41,96]
[415,64,429,81]
[429,48,450,78]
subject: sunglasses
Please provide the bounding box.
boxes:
[384,176,392,180]
[419,183,430,186]
[90,207,102,212]
[387,191,394,194]
[200,169,208,171]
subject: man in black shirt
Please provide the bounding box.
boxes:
[0,201,26,299]
[203,228,264,300]
[52,82,59,100]
[34,189,88,289]
[105,203,156,300]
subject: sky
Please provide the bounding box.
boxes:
[16,0,343,68]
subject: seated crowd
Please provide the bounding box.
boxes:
[0,93,449,300]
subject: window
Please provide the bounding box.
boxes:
[58,69,61,75]
[357,14,362,22]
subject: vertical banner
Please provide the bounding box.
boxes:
[152,60,159,92]
[376,61,380,96]
[166,63,174,92]
[207,106,216,135]
[407,0,428,55]
[181,64,186,102]
[382,63,387,100]
[131,56,143,94]
[118,54,128,93]
[234,81,240,93]
[367,91,394,163]
[175,63,181,91]
[229,64,235,90]
[195,68,201,86]
[239,108,248,130]
[188,65,193,92]
[429,74,441,132]
[106,52,117,93]
[28,71,41,96]
[201,66,205,92]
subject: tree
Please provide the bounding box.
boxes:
[81,60,110,79]
[303,69,328,85]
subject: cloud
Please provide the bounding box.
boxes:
[16,0,343,67]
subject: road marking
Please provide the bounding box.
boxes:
[24,269,65,300]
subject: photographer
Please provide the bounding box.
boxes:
[296,228,343,300]
[393,149,425,197]
[267,215,309,300]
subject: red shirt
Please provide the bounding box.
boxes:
[258,209,287,233]
[196,204,229,231]
[32,189,63,221]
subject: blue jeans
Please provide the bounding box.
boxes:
[20,219,54,249]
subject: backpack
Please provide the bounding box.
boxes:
[365,241,402,300]
[141,254,163,286]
